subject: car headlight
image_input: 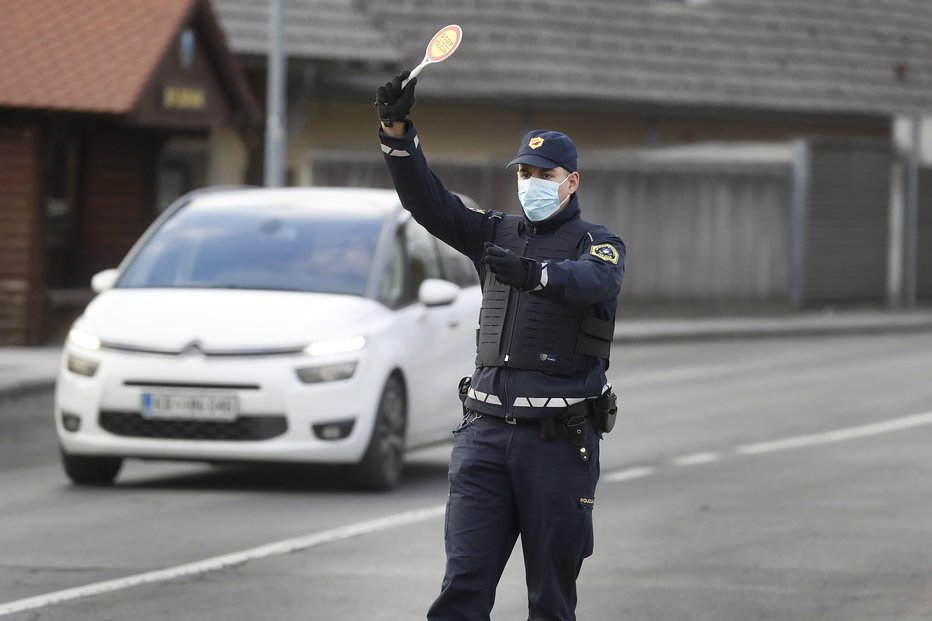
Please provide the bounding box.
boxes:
[68,328,101,351]
[296,361,358,384]
[303,336,366,357]
[67,354,100,377]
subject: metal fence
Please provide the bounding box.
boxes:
[792,139,892,305]
[578,160,790,302]
[310,138,901,306]
[918,168,932,299]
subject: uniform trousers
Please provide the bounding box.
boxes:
[427,412,601,621]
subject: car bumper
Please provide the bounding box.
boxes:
[55,345,383,465]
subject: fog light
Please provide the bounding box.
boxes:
[62,412,82,432]
[67,354,99,377]
[312,419,355,440]
[296,361,357,384]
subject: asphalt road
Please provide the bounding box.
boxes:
[2,333,932,620]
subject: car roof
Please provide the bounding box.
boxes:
[183,187,404,220]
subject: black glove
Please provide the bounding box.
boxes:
[482,243,541,291]
[375,71,417,126]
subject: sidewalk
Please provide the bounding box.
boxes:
[0,347,62,398]
[613,308,932,342]
[3,308,932,398]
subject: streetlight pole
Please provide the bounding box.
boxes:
[264,0,286,187]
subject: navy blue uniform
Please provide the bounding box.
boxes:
[380,121,625,621]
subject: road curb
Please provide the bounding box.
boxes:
[2,317,932,398]
[614,317,932,343]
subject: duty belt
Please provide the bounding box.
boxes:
[467,399,593,426]
[465,400,594,463]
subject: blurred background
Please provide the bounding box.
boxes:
[2,0,932,346]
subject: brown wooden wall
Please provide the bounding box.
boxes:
[73,128,157,285]
[0,120,45,345]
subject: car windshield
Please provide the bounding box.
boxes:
[118,204,384,296]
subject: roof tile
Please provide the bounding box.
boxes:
[0,0,195,113]
[346,0,932,115]
[211,0,401,64]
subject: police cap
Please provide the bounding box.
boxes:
[506,129,577,173]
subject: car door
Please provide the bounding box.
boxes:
[436,236,482,399]
[378,221,464,443]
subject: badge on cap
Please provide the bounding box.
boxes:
[590,243,619,264]
[528,137,544,149]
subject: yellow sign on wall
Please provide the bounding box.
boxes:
[163,86,206,110]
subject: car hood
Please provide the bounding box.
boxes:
[75,289,388,353]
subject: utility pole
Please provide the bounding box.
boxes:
[789,139,809,307]
[902,116,921,306]
[264,0,286,187]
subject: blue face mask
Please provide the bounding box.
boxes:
[517,175,571,222]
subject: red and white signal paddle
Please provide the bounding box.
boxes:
[401,25,463,89]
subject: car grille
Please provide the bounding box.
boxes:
[99,411,288,441]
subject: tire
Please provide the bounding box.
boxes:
[60,448,123,486]
[353,375,407,491]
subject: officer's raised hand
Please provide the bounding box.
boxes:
[375,71,417,128]
[483,243,541,291]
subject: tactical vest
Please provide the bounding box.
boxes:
[476,217,614,376]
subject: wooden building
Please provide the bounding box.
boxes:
[0,0,260,345]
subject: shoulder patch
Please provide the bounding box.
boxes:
[590,243,619,264]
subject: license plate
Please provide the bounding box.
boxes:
[141,392,239,421]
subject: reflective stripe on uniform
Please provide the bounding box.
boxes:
[532,263,549,291]
[512,396,587,408]
[380,135,419,158]
[381,144,411,157]
[468,387,502,406]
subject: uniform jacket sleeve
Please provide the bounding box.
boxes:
[532,226,625,308]
[379,121,496,266]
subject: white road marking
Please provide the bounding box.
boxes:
[7,409,932,617]
[672,452,722,466]
[616,411,932,478]
[0,504,446,617]
[736,410,932,456]
[604,466,655,482]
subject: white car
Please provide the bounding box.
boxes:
[55,187,482,490]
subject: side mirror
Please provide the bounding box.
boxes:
[418,278,459,307]
[90,269,119,293]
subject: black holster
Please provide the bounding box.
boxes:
[564,415,590,463]
[594,388,618,434]
[457,376,471,417]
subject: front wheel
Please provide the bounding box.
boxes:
[60,449,123,486]
[352,375,407,491]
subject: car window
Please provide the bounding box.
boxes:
[378,233,406,308]
[404,221,443,301]
[118,206,383,296]
[438,241,479,287]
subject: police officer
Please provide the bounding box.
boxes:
[376,72,625,621]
